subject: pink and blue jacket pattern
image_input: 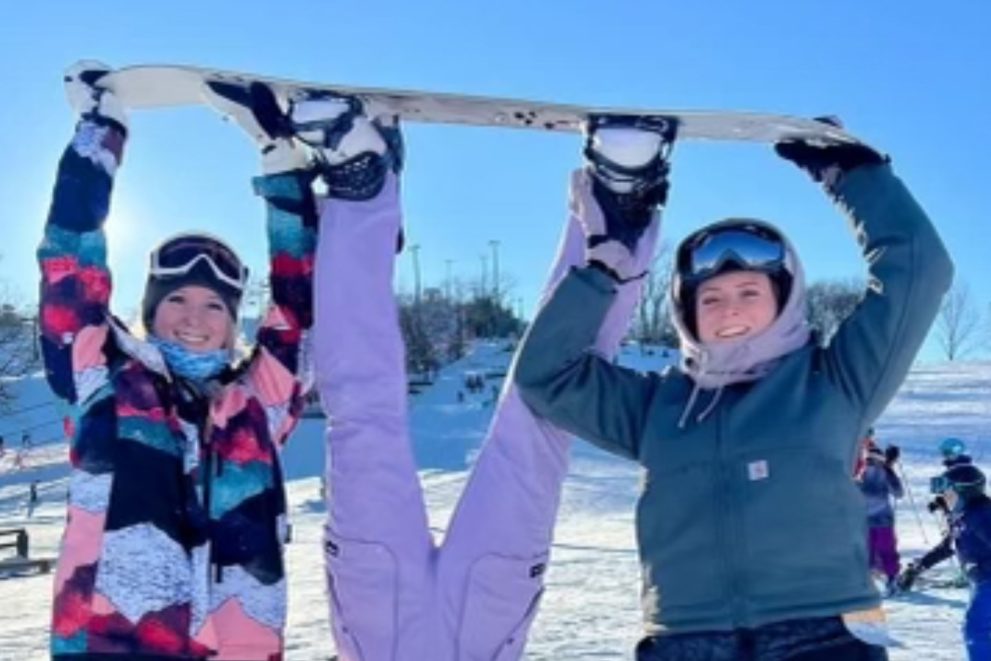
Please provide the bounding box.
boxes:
[40,119,316,660]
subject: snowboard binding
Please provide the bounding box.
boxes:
[288,92,403,201]
[583,114,678,231]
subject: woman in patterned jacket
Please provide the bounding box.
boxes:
[42,62,316,660]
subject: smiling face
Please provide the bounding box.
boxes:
[695,270,778,344]
[151,285,233,353]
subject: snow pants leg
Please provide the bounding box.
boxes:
[868,526,900,581]
[964,580,991,661]
[314,176,435,661]
[438,171,661,661]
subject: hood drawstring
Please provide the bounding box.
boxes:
[697,386,724,423]
[676,383,726,429]
[677,382,703,429]
[676,344,741,428]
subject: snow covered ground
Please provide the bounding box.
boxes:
[0,343,987,660]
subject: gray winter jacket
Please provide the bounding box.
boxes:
[515,164,953,635]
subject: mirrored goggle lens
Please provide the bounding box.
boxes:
[153,237,245,283]
[687,229,785,278]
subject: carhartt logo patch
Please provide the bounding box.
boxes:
[748,460,769,481]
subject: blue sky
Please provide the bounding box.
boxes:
[2,1,988,361]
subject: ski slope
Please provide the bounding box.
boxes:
[0,344,987,660]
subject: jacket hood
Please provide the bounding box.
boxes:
[670,218,811,389]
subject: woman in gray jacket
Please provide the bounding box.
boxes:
[515,122,953,660]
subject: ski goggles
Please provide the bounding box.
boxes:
[677,223,787,284]
[929,476,952,495]
[149,233,248,292]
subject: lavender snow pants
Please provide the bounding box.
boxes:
[314,172,659,661]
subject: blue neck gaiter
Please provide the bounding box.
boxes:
[149,336,231,382]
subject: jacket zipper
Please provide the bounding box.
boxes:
[200,414,224,585]
[716,396,745,627]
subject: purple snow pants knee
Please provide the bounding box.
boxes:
[868,526,900,580]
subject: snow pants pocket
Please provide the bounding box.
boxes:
[456,552,548,661]
[325,532,398,661]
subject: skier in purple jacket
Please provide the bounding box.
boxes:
[219,96,666,659]
[856,438,904,592]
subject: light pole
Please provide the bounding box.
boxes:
[445,259,453,301]
[479,254,488,298]
[489,239,500,302]
[410,244,422,305]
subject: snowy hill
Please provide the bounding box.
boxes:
[0,347,987,660]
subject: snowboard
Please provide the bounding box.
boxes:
[98,65,860,144]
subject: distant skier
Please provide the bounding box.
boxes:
[856,437,904,593]
[897,464,991,660]
[0,433,5,457]
[27,481,38,518]
[929,438,973,516]
[20,431,30,448]
[516,115,952,659]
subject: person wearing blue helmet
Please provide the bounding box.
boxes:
[940,437,973,468]
[897,464,991,660]
[929,438,975,516]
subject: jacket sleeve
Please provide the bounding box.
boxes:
[823,164,954,426]
[36,121,126,406]
[243,171,317,447]
[514,266,659,461]
[885,466,905,499]
[968,506,991,555]
[917,532,955,571]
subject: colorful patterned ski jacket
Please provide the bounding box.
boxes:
[40,120,316,660]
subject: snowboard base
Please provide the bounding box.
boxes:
[100,65,860,144]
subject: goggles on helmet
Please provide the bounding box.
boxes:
[677,223,787,286]
[930,475,951,495]
[149,233,248,292]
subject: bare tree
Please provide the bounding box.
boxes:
[806,278,864,342]
[0,272,36,411]
[632,245,677,348]
[936,280,981,361]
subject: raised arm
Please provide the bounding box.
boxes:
[204,82,318,446]
[37,62,128,405]
[776,134,953,426]
[515,265,661,460]
[516,122,674,460]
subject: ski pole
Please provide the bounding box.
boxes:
[894,459,930,546]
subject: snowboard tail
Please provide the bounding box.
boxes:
[100,65,860,144]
